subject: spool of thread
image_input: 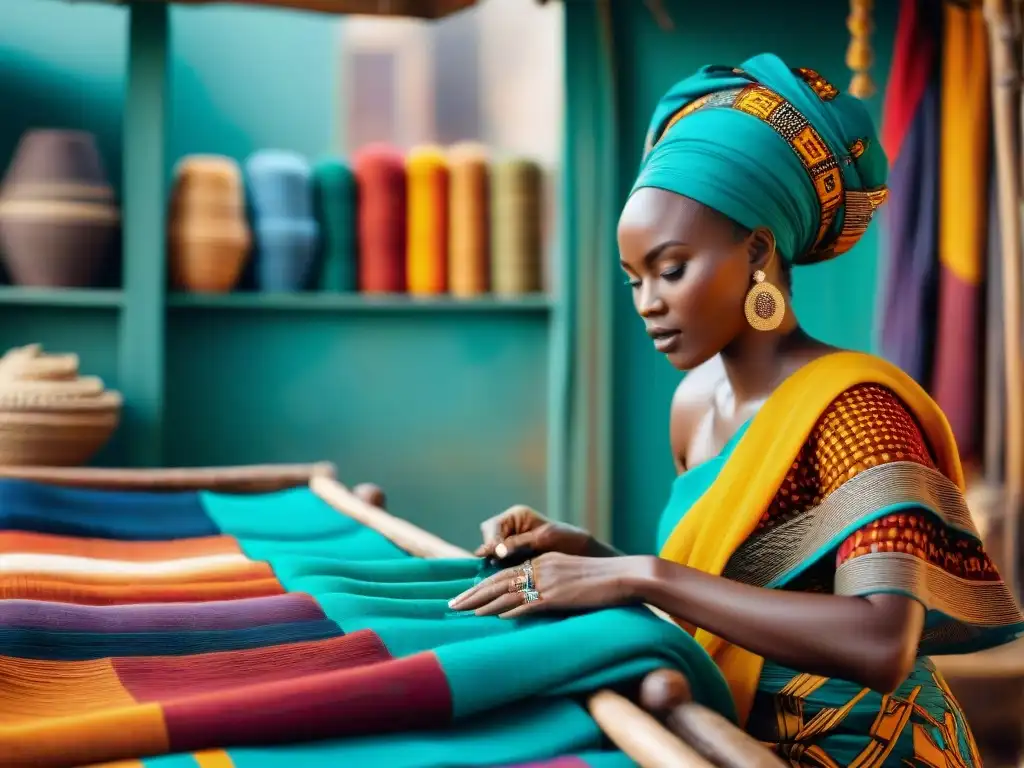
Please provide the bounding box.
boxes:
[354,144,406,293]
[245,150,314,221]
[244,150,320,292]
[447,143,490,297]
[405,146,449,296]
[311,157,357,292]
[490,157,543,296]
[167,155,251,294]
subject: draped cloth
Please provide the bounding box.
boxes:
[931,3,990,466]
[876,0,942,386]
[0,479,735,768]
[634,53,888,265]
[656,351,1023,763]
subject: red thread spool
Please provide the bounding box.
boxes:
[354,144,406,293]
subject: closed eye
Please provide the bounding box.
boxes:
[661,265,685,281]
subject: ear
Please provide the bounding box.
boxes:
[747,228,776,271]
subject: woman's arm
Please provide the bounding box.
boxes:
[631,557,924,693]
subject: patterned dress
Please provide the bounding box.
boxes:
[725,384,996,767]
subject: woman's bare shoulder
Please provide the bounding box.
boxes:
[669,358,725,471]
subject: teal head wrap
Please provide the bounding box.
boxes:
[632,53,889,265]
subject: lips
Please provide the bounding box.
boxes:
[646,326,681,353]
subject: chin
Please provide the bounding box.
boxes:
[659,342,716,376]
[664,346,709,372]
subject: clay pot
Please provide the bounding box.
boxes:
[167,155,252,293]
[0,130,119,287]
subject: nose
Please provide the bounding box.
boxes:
[636,282,667,318]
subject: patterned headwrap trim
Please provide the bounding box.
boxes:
[646,66,889,266]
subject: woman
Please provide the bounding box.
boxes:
[450,54,1024,766]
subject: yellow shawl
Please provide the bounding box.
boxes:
[658,351,965,725]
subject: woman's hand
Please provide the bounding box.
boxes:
[448,552,653,618]
[476,505,598,561]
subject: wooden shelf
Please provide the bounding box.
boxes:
[91,0,477,18]
[0,286,123,309]
[166,291,553,313]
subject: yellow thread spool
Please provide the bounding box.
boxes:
[490,157,543,296]
[406,145,449,296]
[447,142,490,297]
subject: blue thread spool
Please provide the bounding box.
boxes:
[244,150,320,292]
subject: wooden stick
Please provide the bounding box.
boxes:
[665,702,786,768]
[0,462,334,492]
[312,475,776,765]
[588,690,715,767]
[984,0,1024,596]
[310,475,471,560]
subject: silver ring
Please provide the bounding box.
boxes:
[523,589,541,603]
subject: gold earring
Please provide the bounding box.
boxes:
[744,269,785,331]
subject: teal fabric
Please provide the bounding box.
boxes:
[632,53,888,262]
[197,488,738,766]
[200,488,409,561]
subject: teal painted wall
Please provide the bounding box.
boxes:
[0,1,338,398]
[607,0,900,553]
[0,1,549,548]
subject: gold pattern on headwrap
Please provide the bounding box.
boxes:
[795,67,839,101]
[651,83,889,264]
[849,138,867,159]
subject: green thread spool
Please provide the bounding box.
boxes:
[489,157,543,296]
[311,157,357,292]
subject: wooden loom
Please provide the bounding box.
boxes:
[0,461,784,768]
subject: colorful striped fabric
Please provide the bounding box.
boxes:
[876,0,941,387]
[0,479,735,768]
[932,2,990,464]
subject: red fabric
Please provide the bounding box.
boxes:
[882,0,936,160]
[117,630,453,751]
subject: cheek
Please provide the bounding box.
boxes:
[666,265,745,325]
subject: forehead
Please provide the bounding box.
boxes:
[618,188,729,248]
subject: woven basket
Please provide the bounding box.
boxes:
[0,344,121,466]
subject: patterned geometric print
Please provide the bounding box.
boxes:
[754,383,998,582]
[748,384,988,766]
[651,80,889,265]
[755,384,998,580]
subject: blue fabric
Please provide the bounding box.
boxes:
[0,479,216,540]
[632,53,888,262]
[0,619,343,661]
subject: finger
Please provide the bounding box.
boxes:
[492,532,538,562]
[499,594,544,619]
[474,532,504,558]
[473,590,526,617]
[448,567,517,609]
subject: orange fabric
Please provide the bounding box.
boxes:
[0,532,242,560]
[194,750,236,768]
[938,2,988,284]
[0,576,284,605]
[0,657,168,767]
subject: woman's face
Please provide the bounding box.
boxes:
[617,188,753,371]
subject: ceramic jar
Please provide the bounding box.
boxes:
[0,129,119,287]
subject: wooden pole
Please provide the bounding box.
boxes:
[984,0,1024,597]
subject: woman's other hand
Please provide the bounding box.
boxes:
[475,505,595,561]
[449,552,653,617]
